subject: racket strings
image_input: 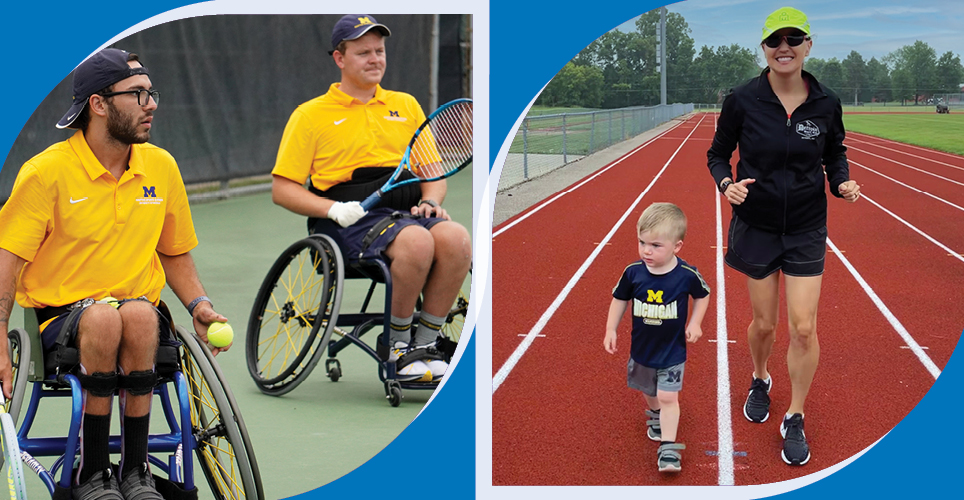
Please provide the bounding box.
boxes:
[410,101,473,180]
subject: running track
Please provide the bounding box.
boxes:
[490,113,964,486]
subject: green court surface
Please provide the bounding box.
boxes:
[9,167,472,499]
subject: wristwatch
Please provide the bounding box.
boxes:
[719,179,734,194]
[418,199,439,208]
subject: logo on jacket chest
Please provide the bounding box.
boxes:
[796,120,820,140]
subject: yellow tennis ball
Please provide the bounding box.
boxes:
[100,296,120,309]
[207,321,234,347]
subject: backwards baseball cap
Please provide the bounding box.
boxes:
[328,15,391,55]
[57,48,149,129]
[762,7,810,40]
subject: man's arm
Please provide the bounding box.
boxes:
[0,249,25,398]
[157,251,230,355]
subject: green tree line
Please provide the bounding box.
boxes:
[538,11,964,108]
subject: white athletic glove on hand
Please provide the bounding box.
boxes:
[328,201,367,227]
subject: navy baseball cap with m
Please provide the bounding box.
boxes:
[328,15,392,55]
[57,48,149,129]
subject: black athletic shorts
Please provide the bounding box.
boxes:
[725,215,827,279]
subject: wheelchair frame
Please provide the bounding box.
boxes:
[245,232,466,406]
[1,309,264,499]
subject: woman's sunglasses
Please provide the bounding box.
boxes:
[762,34,810,48]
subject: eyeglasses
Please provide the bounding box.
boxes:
[762,34,810,49]
[99,89,160,106]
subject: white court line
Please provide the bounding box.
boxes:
[851,160,964,213]
[847,137,964,173]
[860,194,964,265]
[848,146,964,188]
[491,114,708,393]
[848,131,964,162]
[715,182,734,486]
[827,237,941,378]
[493,117,691,238]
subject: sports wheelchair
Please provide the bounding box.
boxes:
[0,306,264,499]
[244,219,468,406]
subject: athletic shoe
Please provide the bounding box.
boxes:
[780,413,811,465]
[645,409,661,441]
[390,342,432,382]
[72,468,123,500]
[657,443,686,472]
[414,341,449,381]
[119,463,163,500]
[743,377,771,423]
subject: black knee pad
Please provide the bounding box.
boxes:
[118,370,157,396]
[77,371,118,398]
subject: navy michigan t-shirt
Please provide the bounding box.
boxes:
[612,258,711,368]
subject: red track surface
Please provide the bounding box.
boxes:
[491,114,964,486]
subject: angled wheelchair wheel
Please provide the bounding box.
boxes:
[4,329,29,426]
[179,327,264,500]
[442,290,469,342]
[0,328,29,498]
[246,235,343,396]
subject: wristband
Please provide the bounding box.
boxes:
[187,296,212,317]
[418,199,439,208]
[719,180,733,194]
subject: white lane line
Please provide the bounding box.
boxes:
[848,131,964,162]
[493,117,691,238]
[715,182,734,486]
[827,237,941,379]
[860,194,964,265]
[492,114,708,393]
[847,137,964,173]
[848,146,964,187]
[851,160,964,213]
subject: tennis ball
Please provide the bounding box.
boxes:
[207,321,234,348]
[99,296,120,309]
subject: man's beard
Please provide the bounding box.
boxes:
[106,102,150,145]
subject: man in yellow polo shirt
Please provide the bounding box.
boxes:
[271,14,471,382]
[0,48,228,500]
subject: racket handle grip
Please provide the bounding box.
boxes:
[360,191,382,211]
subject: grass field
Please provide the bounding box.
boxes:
[841,104,954,113]
[843,112,964,155]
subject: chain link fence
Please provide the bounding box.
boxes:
[498,103,693,191]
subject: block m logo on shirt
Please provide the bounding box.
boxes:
[142,186,157,198]
[647,290,663,303]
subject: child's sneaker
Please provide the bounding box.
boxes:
[657,443,686,472]
[645,409,661,441]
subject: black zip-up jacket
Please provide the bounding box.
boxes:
[707,69,850,235]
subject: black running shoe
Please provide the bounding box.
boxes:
[743,377,771,423]
[781,413,811,465]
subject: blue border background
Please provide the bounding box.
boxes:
[2,0,962,498]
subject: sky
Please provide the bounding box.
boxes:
[616,0,964,65]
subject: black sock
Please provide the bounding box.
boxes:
[660,441,674,446]
[80,413,112,483]
[122,415,151,475]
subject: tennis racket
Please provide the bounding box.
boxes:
[0,395,26,500]
[360,98,473,210]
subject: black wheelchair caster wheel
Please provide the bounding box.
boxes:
[385,381,402,407]
[326,359,342,382]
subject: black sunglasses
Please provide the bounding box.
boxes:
[763,34,810,49]
[99,89,160,106]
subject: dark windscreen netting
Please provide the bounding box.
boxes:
[2,14,469,203]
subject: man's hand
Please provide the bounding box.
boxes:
[411,201,450,220]
[328,201,367,227]
[0,350,11,400]
[192,302,231,356]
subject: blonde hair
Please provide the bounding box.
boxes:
[637,202,687,241]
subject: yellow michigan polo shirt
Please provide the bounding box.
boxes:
[273,83,429,191]
[0,130,198,308]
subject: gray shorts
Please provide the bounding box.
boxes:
[627,358,685,396]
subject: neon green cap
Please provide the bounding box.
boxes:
[762,7,810,40]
